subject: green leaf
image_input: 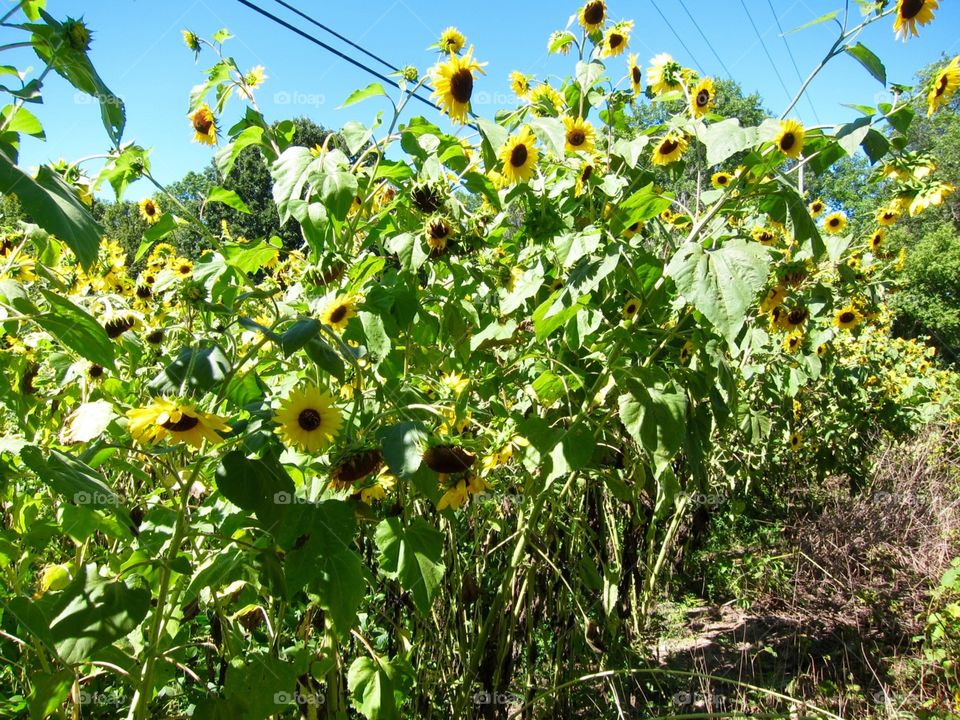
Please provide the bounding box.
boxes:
[214,450,294,534]
[148,345,231,396]
[320,171,359,221]
[2,104,44,138]
[340,82,388,108]
[207,185,251,213]
[305,336,346,381]
[223,653,299,720]
[387,232,428,273]
[359,310,391,363]
[35,290,115,369]
[375,518,445,615]
[271,146,316,223]
[377,422,428,478]
[861,129,890,164]
[222,239,278,274]
[21,446,119,511]
[844,43,886,86]
[785,10,839,34]
[279,318,321,356]
[666,239,770,349]
[28,669,73,720]
[0,150,101,268]
[215,125,265,176]
[618,378,687,478]
[348,655,415,720]
[312,548,366,635]
[528,116,566,157]
[575,60,605,92]
[697,118,759,166]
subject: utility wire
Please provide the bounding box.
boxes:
[676,0,733,79]
[737,0,793,107]
[232,0,439,113]
[269,0,400,75]
[765,0,821,123]
[647,0,707,74]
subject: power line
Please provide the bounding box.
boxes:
[676,0,733,79]
[232,0,439,113]
[269,0,400,75]
[737,0,792,107]
[647,0,707,75]
[764,0,821,123]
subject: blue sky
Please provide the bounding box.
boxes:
[8,0,960,201]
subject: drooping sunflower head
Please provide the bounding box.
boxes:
[138,197,161,224]
[528,83,566,116]
[760,284,787,313]
[62,18,92,52]
[622,297,641,321]
[751,225,778,246]
[711,171,733,189]
[651,133,688,166]
[600,21,633,58]
[425,216,454,251]
[423,443,476,474]
[927,55,960,116]
[808,198,826,218]
[330,448,384,491]
[103,312,138,339]
[410,182,444,214]
[190,103,217,145]
[127,397,230,450]
[647,53,683,95]
[274,386,343,454]
[690,78,716,118]
[438,27,466,55]
[320,294,357,332]
[563,116,596,154]
[498,126,540,185]
[627,53,643,95]
[430,45,486,125]
[775,119,805,159]
[578,0,607,32]
[182,29,201,54]
[509,70,531,99]
[893,0,939,41]
[823,211,847,235]
[834,304,863,330]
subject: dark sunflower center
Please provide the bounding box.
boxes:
[163,414,200,432]
[883,212,894,220]
[180,264,191,274]
[144,202,156,215]
[759,232,773,242]
[626,302,638,314]
[829,218,840,227]
[329,305,348,324]
[146,329,164,344]
[581,165,593,181]
[780,133,796,151]
[88,364,104,378]
[608,32,623,49]
[812,203,823,212]
[450,69,473,104]
[659,139,679,155]
[696,89,710,108]
[104,317,134,338]
[136,285,152,299]
[935,73,948,96]
[193,113,212,134]
[900,0,924,19]
[430,220,450,239]
[298,408,322,431]
[510,143,529,167]
[583,1,605,24]
[568,129,586,146]
[632,66,642,84]
[717,175,729,185]
[787,308,808,325]
[839,311,856,324]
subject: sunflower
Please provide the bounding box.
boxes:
[928,56,960,115]
[423,444,476,474]
[440,371,469,395]
[320,295,357,332]
[600,21,632,58]
[578,0,606,32]
[431,45,485,125]
[868,228,885,252]
[274,386,342,453]
[190,103,217,145]
[783,306,809,330]
[893,0,939,40]
[711,171,733,189]
[138,197,161,224]
[789,431,803,452]
[437,479,469,511]
[760,284,787,313]
[622,297,641,320]
[244,65,267,90]
[182,29,200,53]
[751,226,778,245]
[103,312,137,339]
[651,133,688,166]
[783,331,804,354]
[563,116,596,154]
[823,211,847,235]
[816,342,828,358]
[623,53,643,96]
[909,183,954,216]
[774,119,805,159]
[355,469,396,504]
[144,328,164,345]
[438,27,466,55]
[690,78,716,118]
[425,216,454,251]
[834,305,863,330]
[647,53,683,95]
[172,257,193,278]
[127,398,230,449]
[679,340,694,365]
[808,198,826,218]
[509,70,531,99]
[330,448,384,491]
[528,82,566,115]
[498,126,540,185]
[876,206,899,226]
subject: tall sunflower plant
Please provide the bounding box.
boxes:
[0,1,958,718]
